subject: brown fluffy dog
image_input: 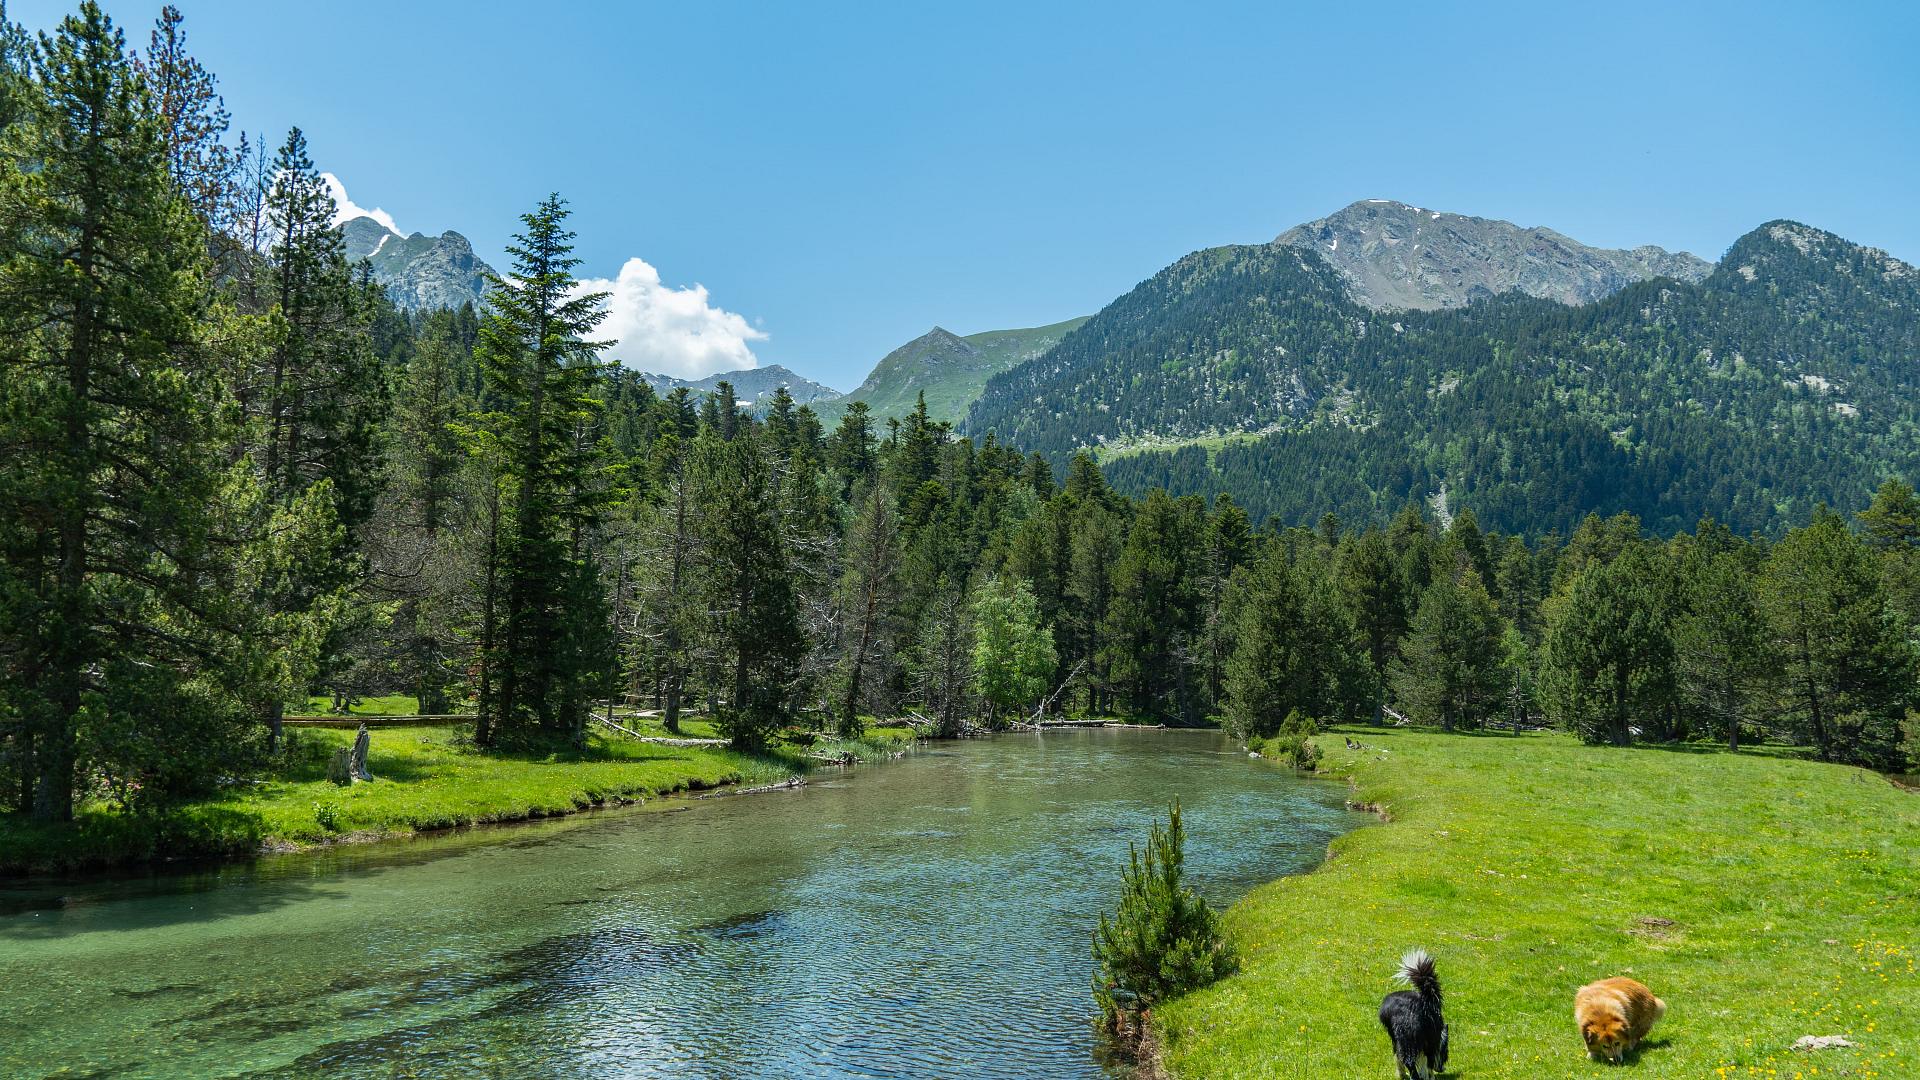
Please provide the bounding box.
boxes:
[1574,977,1665,1063]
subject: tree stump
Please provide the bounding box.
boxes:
[327,725,374,784]
[350,723,373,781]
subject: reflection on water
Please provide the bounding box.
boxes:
[0,729,1361,1078]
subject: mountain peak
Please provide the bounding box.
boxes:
[639,365,841,408]
[337,214,493,312]
[1275,200,1712,310]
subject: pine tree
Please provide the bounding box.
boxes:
[1857,477,1920,551]
[259,127,385,524]
[1540,542,1677,745]
[1199,494,1252,714]
[632,429,702,734]
[828,400,877,499]
[1389,567,1507,730]
[1092,801,1238,1039]
[376,311,469,712]
[693,429,805,750]
[1340,529,1409,723]
[1671,519,1767,750]
[1102,490,1198,721]
[1759,509,1914,768]
[1222,546,1364,738]
[914,584,973,738]
[132,5,236,229]
[0,3,255,818]
[835,480,902,734]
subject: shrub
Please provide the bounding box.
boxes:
[1272,733,1322,770]
[313,802,344,833]
[1247,711,1322,770]
[1092,801,1239,1044]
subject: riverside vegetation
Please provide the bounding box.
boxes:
[0,7,1917,1077]
[3,3,1920,872]
[1154,728,1919,1078]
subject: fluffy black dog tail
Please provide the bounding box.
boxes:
[1397,948,1442,1007]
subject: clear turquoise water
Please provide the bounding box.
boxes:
[0,729,1360,1078]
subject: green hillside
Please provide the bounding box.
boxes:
[964,223,1920,536]
[818,317,1089,425]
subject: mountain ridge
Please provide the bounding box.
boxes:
[816,317,1091,425]
[638,364,841,408]
[1274,199,1713,311]
[964,215,1919,535]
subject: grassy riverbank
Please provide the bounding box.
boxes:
[1158,729,1919,1078]
[0,723,916,875]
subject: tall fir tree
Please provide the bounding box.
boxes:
[693,429,806,750]
[469,195,616,746]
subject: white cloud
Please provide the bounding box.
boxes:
[320,172,403,236]
[576,257,767,380]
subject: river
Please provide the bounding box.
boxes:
[0,729,1361,1078]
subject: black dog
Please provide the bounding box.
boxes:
[1378,949,1448,1079]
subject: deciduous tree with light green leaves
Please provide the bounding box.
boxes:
[970,576,1056,726]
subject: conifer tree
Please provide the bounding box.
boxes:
[1671,519,1767,750]
[1540,542,1677,745]
[1222,546,1364,738]
[1339,529,1409,723]
[260,127,385,525]
[1759,509,1915,768]
[693,429,805,750]
[469,195,615,745]
[835,480,902,734]
[133,5,236,229]
[0,2,254,818]
[1102,490,1198,721]
[1389,566,1507,730]
[1092,801,1237,1038]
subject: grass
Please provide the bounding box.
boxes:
[1156,728,1919,1079]
[0,721,921,875]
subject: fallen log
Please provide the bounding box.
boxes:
[697,776,805,798]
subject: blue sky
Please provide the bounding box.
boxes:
[13,0,1920,388]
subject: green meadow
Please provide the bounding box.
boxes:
[0,723,915,875]
[1158,729,1918,1079]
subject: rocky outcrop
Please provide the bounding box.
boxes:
[340,215,492,312]
[640,364,841,409]
[1276,199,1712,311]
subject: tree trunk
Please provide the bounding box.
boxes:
[475,480,501,748]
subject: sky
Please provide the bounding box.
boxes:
[12,0,1920,387]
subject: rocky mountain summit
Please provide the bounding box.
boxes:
[340,216,493,312]
[1275,199,1712,310]
[640,364,841,409]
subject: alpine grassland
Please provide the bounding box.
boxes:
[1157,728,1918,1078]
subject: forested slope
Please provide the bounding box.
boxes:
[966,223,1920,536]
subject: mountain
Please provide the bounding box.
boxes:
[640,364,841,409]
[340,216,493,312]
[1275,199,1712,311]
[816,317,1091,425]
[965,218,1920,536]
